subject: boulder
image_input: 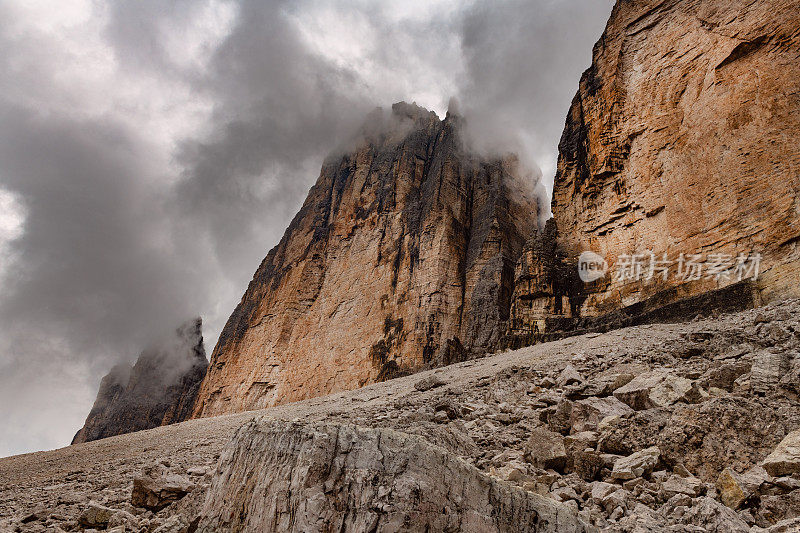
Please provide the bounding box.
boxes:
[755,490,800,526]
[108,509,139,529]
[525,427,567,471]
[433,399,460,420]
[572,450,604,481]
[681,497,750,533]
[700,361,751,391]
[598,488,632,513]
[613,371,703,410]
[589,481,617,503]
[716,466,770,509]
[197,419,593,532]
[547,400,573,435]
[570,396,633,433]
[557,365,584,387]
[577,372,635,398]
[752,350,792,395]
[662,474,704,498]
[491,461,528,483]
[414,374,446,392]
[611,447,661,481]
[761,429,800,477]
[78,501,116,529]
[131,464,194,511]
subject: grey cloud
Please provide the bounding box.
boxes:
[457,0,615,204]
[0,104,205,456]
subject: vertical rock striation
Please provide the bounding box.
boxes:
[551,0,800,316]
[192,102,539,417]
[72,319,208,444]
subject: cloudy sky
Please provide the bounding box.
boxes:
[0,0,613,457]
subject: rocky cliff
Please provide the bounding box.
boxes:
[551,0,800,316]
[192,102,539,417]
[72,319,208,444]
[508,219,585,344]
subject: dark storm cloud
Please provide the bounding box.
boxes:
[0,0,614,456]
[0,104,204,454]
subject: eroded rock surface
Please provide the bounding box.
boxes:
[4,301,800,532]
[197,420,591,533]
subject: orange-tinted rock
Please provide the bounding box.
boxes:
[192,103,539,418]
[551,0,800,316]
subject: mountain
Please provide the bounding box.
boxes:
[11,0,800,530]
[550,0,800,316]
[72,319,208,444]
[191,102,539,418]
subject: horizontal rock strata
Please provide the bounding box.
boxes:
[551,0,800,315]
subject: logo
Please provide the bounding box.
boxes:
[578,251,608,283]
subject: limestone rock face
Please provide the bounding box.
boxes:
[192,102,538,417]
[197,419,591,533]
[72,319,208,444]
[551,0,800,315]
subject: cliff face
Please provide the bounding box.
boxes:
[508,220,575,337]
[192,102,539,418]
[551,0,800,315]
[72,319,208,444]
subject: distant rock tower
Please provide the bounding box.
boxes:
[72,319,207,444]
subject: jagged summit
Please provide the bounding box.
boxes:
[390,100,439,121]
[191,102,539,418]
